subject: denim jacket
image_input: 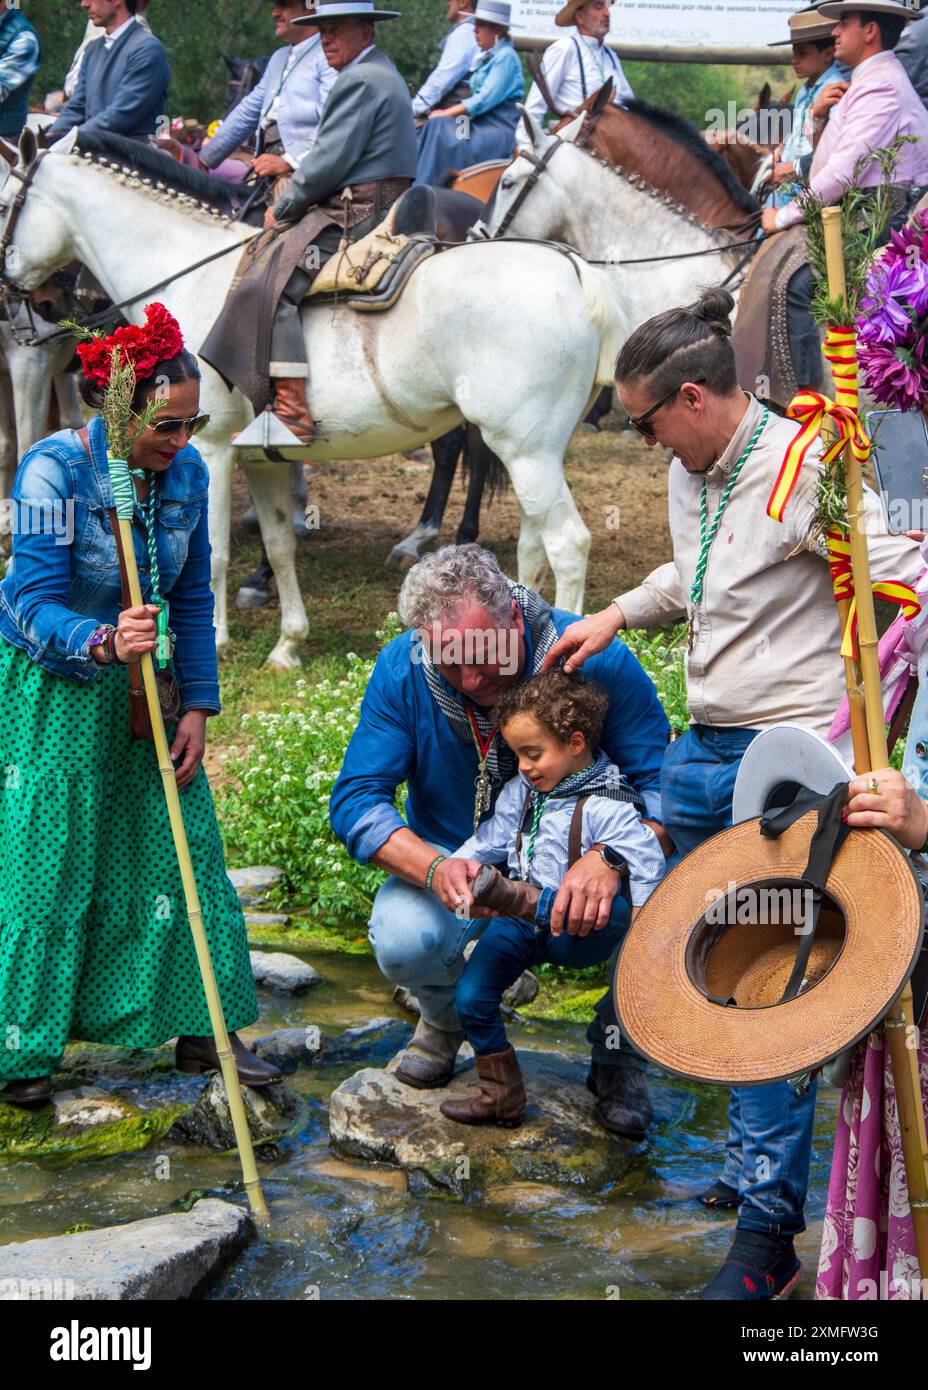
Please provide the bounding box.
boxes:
[0,414,220,713]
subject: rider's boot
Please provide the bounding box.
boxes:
[271,377,316,442]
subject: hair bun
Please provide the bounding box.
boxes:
[693,287,734,337]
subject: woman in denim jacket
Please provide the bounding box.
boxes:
[0,332,280,1107]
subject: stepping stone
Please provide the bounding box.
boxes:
[170,1074,298,1150]
[249,950,320,993]
[329,1048,641,1199]
[228,866,284,906]
[0,1198,252,1300]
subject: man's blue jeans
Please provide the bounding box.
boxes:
[454,891,631,1055]
[368,847,642,1068]
[661,725,818,1239]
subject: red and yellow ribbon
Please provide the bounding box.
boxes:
[826,528,921,658]
[766,326,870,523]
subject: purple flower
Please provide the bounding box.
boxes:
[859,336,928,410]
[857,255,928,348]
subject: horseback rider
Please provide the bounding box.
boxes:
[199,1,337,197]
[761,1,928,235]
[411,0,480,121]
[766,8,849,208]
[0,0,40,140]
[46,0,169,146]
[415,0,524,186]
[518,0,634,146]
[243,0,416,442]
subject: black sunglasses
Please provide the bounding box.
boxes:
[151,412,210,438]
[628,377,706,441]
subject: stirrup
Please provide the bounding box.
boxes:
[231,405,313,453]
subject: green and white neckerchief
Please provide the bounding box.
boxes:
[130,468,175,666]
[687,405,769,653]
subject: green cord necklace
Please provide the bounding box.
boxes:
[688,406,768,652]
[130,468,174,666]
[526,789,547,867]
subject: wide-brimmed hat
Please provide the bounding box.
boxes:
[555,0,596,28]
[731,723,853,823]
[817,0,923,21]
[615,800,924,1086]
[473,0,510,24]
[768,7,839,44]
[295,0,401,22]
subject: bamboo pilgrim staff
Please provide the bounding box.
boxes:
[106,451,269,1223]
[820,205,928,1277]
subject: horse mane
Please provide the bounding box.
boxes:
[73,128,240,218]
[617,98,759,216]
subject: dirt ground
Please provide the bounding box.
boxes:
[225,411,674,669]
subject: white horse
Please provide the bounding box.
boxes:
[0,128,624,664]
[487,110,747,345]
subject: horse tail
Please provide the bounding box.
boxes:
[566,252,625,387]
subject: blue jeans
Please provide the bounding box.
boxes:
[368,847,641,1067]
[660,725,817,1238]
[455,892,630,1055]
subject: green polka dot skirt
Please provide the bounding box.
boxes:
[0,639,257,1080]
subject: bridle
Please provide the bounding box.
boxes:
[0,147,47,292]
[490,134,566,238]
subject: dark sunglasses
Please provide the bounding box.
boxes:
[151,412,210,438]
[628,377,706,441]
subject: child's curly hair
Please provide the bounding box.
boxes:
[493,668,609,749]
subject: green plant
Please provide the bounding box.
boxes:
[621,626,689,733]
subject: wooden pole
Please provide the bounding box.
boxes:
[108,456,269,1224]
[822,206,928,1280]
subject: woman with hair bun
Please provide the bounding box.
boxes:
[0,304,280,1110]
[543,285,923,1301]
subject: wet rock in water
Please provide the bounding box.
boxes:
[170,1074,298,1150]
[50,1087,136,1129]
[319,1017,413,1066]
[250,949,321,993]
[253,1027,324,1074]
[329,1048,638,1198]
[0,1198,252,1300]
[228,866,284,907]
[244,910,292,928]
[0,1085,186,1163]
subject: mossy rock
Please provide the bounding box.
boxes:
[0,1091,187,1163]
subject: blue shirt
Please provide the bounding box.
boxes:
[462,39,524,120]
[0,415,220,713]
[412,17,481,116]
[770,59,849,207]
[329,609,670,865]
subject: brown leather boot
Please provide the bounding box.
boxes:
[440,1044,526,1127]
[175,1032,282,1088]
[394,1018,464,1089]
[2,1077,52,1108]
[470,864,541,922]
[272,377,316,441]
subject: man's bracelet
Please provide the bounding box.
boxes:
[425,854,446,891]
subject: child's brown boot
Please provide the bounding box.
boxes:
[440,1045,526,1128]
[470,864,541,922]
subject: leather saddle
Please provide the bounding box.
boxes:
[304,185,441,313]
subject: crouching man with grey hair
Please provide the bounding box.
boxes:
[329,544,671,1138]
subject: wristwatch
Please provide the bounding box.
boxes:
[593,844,627,875]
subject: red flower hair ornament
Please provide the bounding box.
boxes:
[76,303,185,389]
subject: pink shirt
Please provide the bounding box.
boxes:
[777,50,928,229]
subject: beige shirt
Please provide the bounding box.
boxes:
[616,395,923,737]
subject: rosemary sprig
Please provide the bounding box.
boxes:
[59,318,163,459]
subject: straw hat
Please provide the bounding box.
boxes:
[555,0,596,28]
[615,811,924,1086]
[731,723,853,824]
[768,8,838,45]
[817,0,923,21]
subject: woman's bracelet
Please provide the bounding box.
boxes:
[424,854,446,891]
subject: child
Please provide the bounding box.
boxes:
[438,668,665,1128]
